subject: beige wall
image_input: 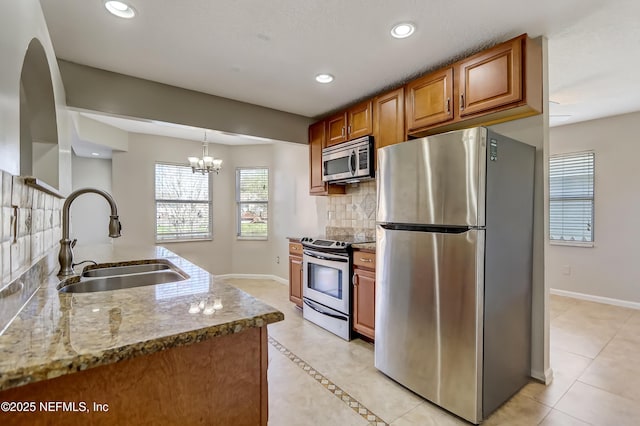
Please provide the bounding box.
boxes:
[549,111,640,303]
[271,142,328,279]
[111,134,326,278]
[112,133,233,274]
[0,0,71,194]
[71,155,113,246]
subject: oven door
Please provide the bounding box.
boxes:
[302,249,350,314]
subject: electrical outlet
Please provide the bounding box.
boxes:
[562,265,571,276]
[276,256,280,264]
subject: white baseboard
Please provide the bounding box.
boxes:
[551,288,640,310]
[530,367,554,385]
[215,274,288,285]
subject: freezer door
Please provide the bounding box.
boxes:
[377,127,487,227]
[375,224,484,424]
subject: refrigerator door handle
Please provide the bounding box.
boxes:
[378,223,477,234]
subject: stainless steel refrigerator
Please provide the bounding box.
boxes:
[375,127,535,424]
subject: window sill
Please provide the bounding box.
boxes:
[549,240,594,248]
[236,236,268,241]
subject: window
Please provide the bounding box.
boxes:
[155,163,212,242]
[549,151,594,245]
[236,168,268,239]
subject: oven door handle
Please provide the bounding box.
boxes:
[303,251,349,262]
[303,299,348,321]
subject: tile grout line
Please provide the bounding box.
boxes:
[268,335,389,426]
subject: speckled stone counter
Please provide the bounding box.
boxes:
[352,242,376,252]
[0,245,284,392]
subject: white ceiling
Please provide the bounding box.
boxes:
[40,0,640,131]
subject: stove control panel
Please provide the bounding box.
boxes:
[301,237,349,250]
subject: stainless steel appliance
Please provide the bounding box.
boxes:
[301,236,373,340]
[375,127,535,424]
[322,136,374,184]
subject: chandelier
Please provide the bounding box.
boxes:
[188,131,223,175]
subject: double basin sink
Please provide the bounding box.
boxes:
[58,260,188,293]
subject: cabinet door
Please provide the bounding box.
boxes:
[347,100,373,140]
[353,267,376,340]
[374,88,405,152]
[406,67,454,132]
[309,121,327,195]
[326,112,348,146]
[457,36,523,117]
[289,255,303,307]
[308,120,345,196]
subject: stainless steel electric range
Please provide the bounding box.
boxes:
[300,235,374,341]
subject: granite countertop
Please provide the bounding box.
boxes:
[0,245,283,392]
[352,242,376,252]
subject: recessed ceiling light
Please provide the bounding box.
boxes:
[104,1,136,19]
[391,23,415,39]
[315,74,334,84]
[91,152,100,156]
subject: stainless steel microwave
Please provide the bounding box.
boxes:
[322,136,374,184]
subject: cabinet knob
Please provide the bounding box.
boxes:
[360,258,373,263]
[446,97,451,114]
[347,125,351,135]
[460,93,465,111]
[353,273,358,286]
[341,127,345,137]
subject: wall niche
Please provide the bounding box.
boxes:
[20,38,59,189]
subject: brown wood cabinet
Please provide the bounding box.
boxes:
[288,242,303,308]
[407,33,542,137]
[405,67,454,133]
[308,120,345,196]
[308,33,542,195]
[374,87,405,153]
[353,249,376,340]
[457,36,523,117]
[325,100,373,147]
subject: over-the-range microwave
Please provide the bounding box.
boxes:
[322,135,374,184]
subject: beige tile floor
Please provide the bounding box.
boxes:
[224,278,640,425]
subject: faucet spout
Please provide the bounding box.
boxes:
[58,188,122,277]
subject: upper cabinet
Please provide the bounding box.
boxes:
[374,88,405,151]
[406,67,454,132]
[457,36,523,117]
[309,120,346,196]
[407,34,542,137]
[326,100,373,147]
[309,33,542,194]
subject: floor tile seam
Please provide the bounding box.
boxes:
[383,400,432,425]
[536,408,595,426]
[267,335,390,426]
[574,377,640,406]
[535,374,578,409]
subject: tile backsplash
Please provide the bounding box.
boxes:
[0,171,62,284]
[326,180,376,238]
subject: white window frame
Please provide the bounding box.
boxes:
[549,151,595,247]
[236,167,269,241]
[154,162,213,243]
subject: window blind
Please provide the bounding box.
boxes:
[155,163,212,241]
[549,152,594,243]
[236,168,268,239]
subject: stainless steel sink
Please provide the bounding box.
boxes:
[58,261,188,293]
[82,263,170,278]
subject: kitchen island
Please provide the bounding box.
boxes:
[0,245,283,425]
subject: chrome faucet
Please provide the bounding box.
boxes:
[58,188,122,277]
